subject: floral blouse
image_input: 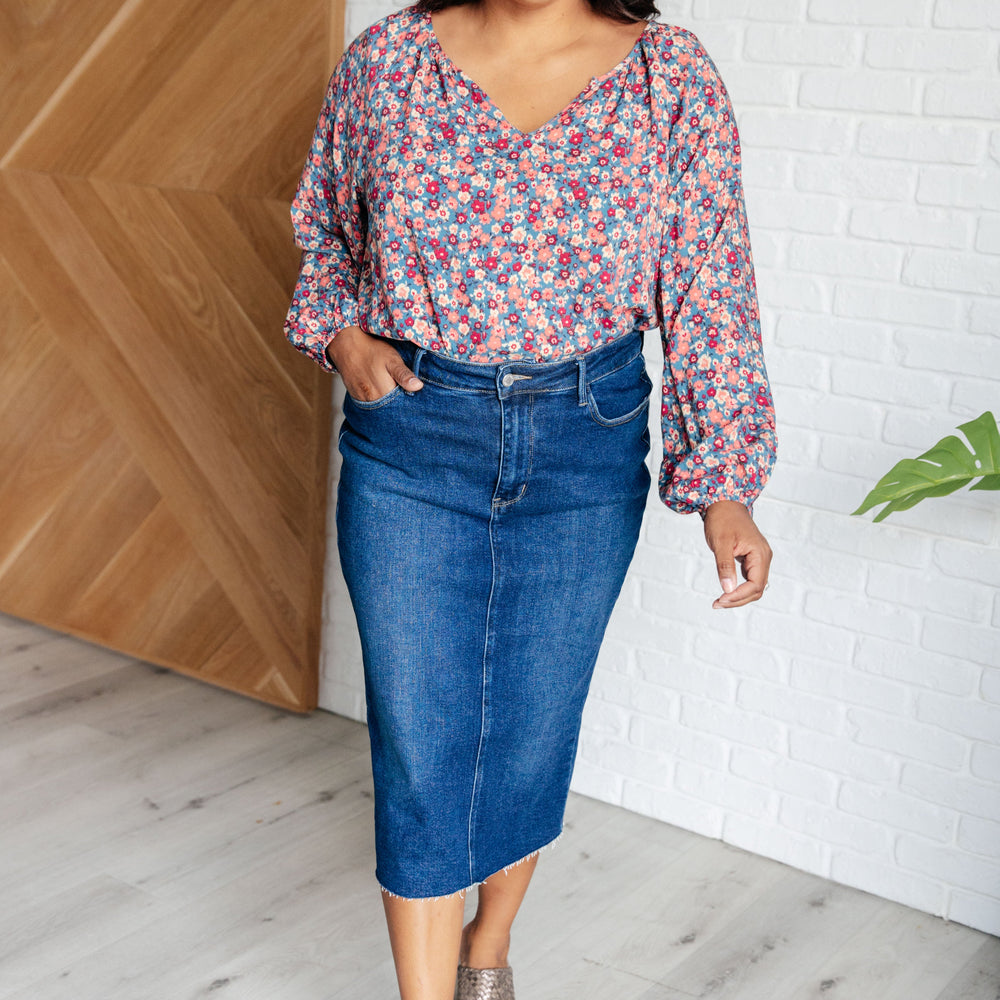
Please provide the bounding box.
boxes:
[284,5,776,514]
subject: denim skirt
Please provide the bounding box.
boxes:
[336,329,652,899]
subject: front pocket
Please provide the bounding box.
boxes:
[346,385,403,410]
[585,353,653,428]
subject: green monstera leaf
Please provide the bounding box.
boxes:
[853,411,1000,522]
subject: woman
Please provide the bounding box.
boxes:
[284,0,776,996]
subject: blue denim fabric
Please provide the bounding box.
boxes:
[336,329,652,899]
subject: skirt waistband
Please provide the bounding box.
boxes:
[388,330,645,401]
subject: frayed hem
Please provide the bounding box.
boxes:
[376,829,564,901]
[496,829,563,879]
[378,882,471,902]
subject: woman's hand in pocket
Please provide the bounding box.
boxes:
[326,325,423,401]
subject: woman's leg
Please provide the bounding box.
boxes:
[382,890,465,1000]
[460,854,540,968]
[381,853,540,998]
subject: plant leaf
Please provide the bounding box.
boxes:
[852,411,1000,521]
[972,474,1000,492]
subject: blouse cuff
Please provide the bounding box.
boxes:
[283,252,362,375]
[659,456,769,518]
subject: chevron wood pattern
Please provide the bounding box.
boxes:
[0,0,347,711]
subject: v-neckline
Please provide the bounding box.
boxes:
[424,9,652,140]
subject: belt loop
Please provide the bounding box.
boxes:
[412,347,425,382]
[577,354,587,406]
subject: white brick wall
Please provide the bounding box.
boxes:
[320,0,1000,937]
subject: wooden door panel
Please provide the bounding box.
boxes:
[0,0,127,159]
[0,0,342,711]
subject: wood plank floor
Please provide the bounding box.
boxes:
[1,611,997,1000]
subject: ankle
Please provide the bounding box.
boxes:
[459,919,511,969]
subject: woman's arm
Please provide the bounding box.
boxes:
[655,33,777,605]
[283,34,371,374]
[283,33,422,399]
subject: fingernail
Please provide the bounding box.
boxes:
[721,578,736,594]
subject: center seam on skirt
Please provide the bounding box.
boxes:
[468,400,506,884]
[469,503,498,885]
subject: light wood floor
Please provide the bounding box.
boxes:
[1,611,997,1000]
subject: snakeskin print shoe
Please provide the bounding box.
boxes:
[454,964,515,1000]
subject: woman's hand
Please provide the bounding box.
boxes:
[326,325,424,401]
[702,500,772,609]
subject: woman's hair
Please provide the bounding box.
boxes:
[411,0,659,24]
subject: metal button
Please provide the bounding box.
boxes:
[501,373,518,387]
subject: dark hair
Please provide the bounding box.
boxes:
[411,0,659,25]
